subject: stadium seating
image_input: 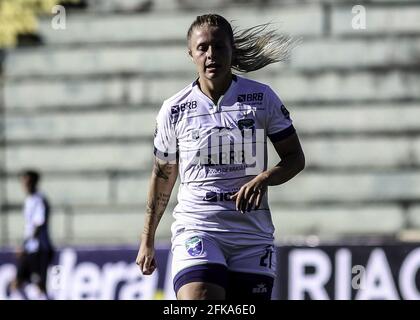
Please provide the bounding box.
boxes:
[1,0,420,246]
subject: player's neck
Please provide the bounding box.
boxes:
[198,74,233,104]
[27,189,37,195]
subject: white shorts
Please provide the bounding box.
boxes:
[171,229,277,283]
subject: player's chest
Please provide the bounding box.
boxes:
[176,104,265,146]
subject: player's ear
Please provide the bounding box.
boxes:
[188,49,193,61]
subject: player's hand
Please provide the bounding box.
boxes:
[136,236,157,275]
[230,173,268,213]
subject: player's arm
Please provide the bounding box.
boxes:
[264,132,305,186]
[33,226,42,238]
[231,132,305,213]
[32,199,47,238]
[136,157,178,275]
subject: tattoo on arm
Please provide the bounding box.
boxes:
[153,159,173,180]
[146,199,156,216]
[156,192,170,208]
[144,192,171,235]
[143,159,177,237]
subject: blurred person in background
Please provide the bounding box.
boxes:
[8,169,55,300]
[136,14,305,300]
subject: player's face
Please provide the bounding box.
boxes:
[21,175,35,194]
[188,25,233,82]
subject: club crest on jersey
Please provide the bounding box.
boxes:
[237,118,255,131]
[185,236,203,257]
[191,129,200,141]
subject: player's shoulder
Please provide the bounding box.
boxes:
[33,192,48,203]
[26,192,46,206]
[235,75,271,93]
[235,75,280,105]
[161,81,196,110]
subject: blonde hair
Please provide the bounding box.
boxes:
[187,14,296,73]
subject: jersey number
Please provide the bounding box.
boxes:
[260,248,273,268]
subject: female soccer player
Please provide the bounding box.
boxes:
[136,14,305,300]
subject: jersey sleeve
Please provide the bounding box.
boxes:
[265,86,296,143]
[153,102,178,162]
[32,197,46,227]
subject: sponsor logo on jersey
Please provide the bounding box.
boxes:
[280,104,290,119]
[171,101,198,122]
[252,283,268,294]
[201,150,246,167]
[203,191,234,202]
[237,93,264,103]
[203,191,218,202]
[214,126,233,137]
[170,105,180,122]
[171,105,180,115]
[171,101,198,115]
[185,236,203,257]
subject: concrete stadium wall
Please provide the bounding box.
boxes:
[1,0,420,246]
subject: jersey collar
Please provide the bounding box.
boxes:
[192,74,238,108]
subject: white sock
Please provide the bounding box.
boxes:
[9,290,24,300]
[25,284,39,300]
[37,292,48,300]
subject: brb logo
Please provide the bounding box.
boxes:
[171,101,197,121]
[237,93,264,103]
[171,101,197,114]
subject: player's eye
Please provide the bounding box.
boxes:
[214,42,226,49]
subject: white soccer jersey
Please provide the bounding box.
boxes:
[154,75,295,243]
[23,192,51,253]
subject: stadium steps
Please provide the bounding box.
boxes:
[35,6,323,45]
[2,202,415,246]
[2,0,420,245]
[2,137,420,175]
[5,37,420,79]
[4,204,177,246]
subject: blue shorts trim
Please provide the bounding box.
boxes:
[173,263,228,294]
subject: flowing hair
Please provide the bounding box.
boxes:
[187,14,297,73]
